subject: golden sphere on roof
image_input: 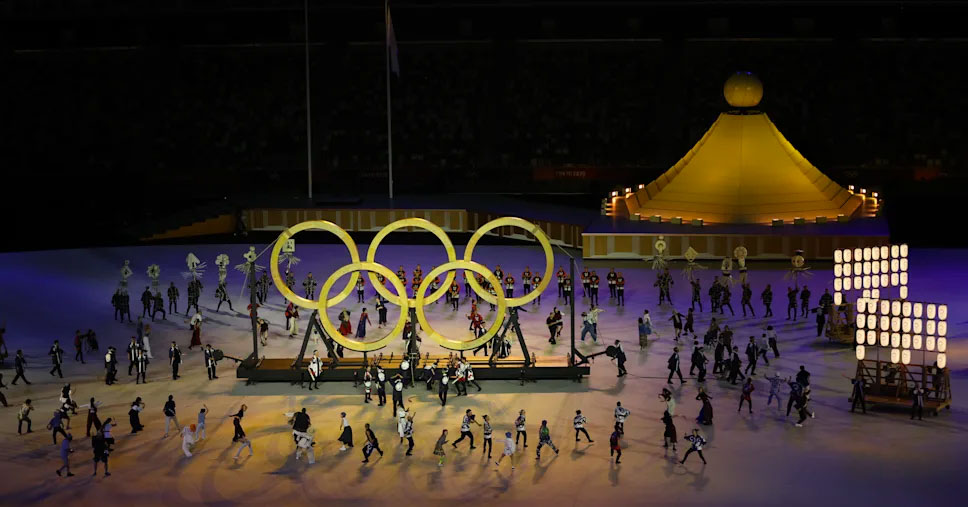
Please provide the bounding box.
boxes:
[724,72,763,108]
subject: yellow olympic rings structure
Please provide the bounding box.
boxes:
[267,216,554,352]
[318,262,409,352]
[366,217,457,308]
[464,216,554,307]
[415,261,507,350]
[269,220,360,309]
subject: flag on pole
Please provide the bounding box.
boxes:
[386,1,400,76]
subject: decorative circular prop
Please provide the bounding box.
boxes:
[266,216,552,352]
[318,262,408,352]
[414,261,507,351]
[365,218,457,308]
[463,217,553,307]
[269,220,361,310]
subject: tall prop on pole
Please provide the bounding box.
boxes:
[385,0,399,200]
[304,0,313,200]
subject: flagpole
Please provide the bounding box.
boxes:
[385,0,394,201]
[304,0,313,200]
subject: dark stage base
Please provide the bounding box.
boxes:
[237,355,590,383]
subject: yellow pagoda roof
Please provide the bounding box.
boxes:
[624,82,862,224]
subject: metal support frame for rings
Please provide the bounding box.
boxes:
[268,217,554,352]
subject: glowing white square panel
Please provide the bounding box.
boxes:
[900,258,908,271]
[891,245,899,258]
[834,249,844,263]
[891,332,901,348]
[938,353,947,369]
[872,247,880,260]
[900,244,908,257]
[938,322,947,336]
[927,304,936,319]
[890,348,900,363]
[926,336,935,351]
[854,248,863,260]
[880,246,889,259]
[880,260,889,272]
[867,330,877,345]
[912,334,922,349]
[863,247,872,261]
[914,303,923,318]
[902,301,911,317]
[902,349,911,365]
[902,333,911,348]
[938,337,947,353]
[856,329,865,344]
[844,249,853,263]
[856,345,865,360]
[880,332,890,347]
[939,305,948,320]
[926,320,936,335]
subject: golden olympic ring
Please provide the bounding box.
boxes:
[366,218,457,308]
[318,262,408,352]
[270,220,360,309]
[415,261,507,350]
[463,217,554,307]
[268,216,552,351]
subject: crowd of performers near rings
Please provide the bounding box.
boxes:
[0,261,944,479]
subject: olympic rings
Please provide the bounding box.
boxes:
[318,262,408,352]
[267,216,552,352]
[366,218,457,308]
[463,217,554,307]
[415,261,507,350]
[270,220,360,309]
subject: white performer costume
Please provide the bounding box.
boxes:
[397,407,408,439]
[142,329,153,359]
[307,355,321,384]
[182,425,197,457]
[295,427,315,464]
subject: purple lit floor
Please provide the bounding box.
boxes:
[0,244,966,505]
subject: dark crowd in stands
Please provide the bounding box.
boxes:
[8,40,965,197]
